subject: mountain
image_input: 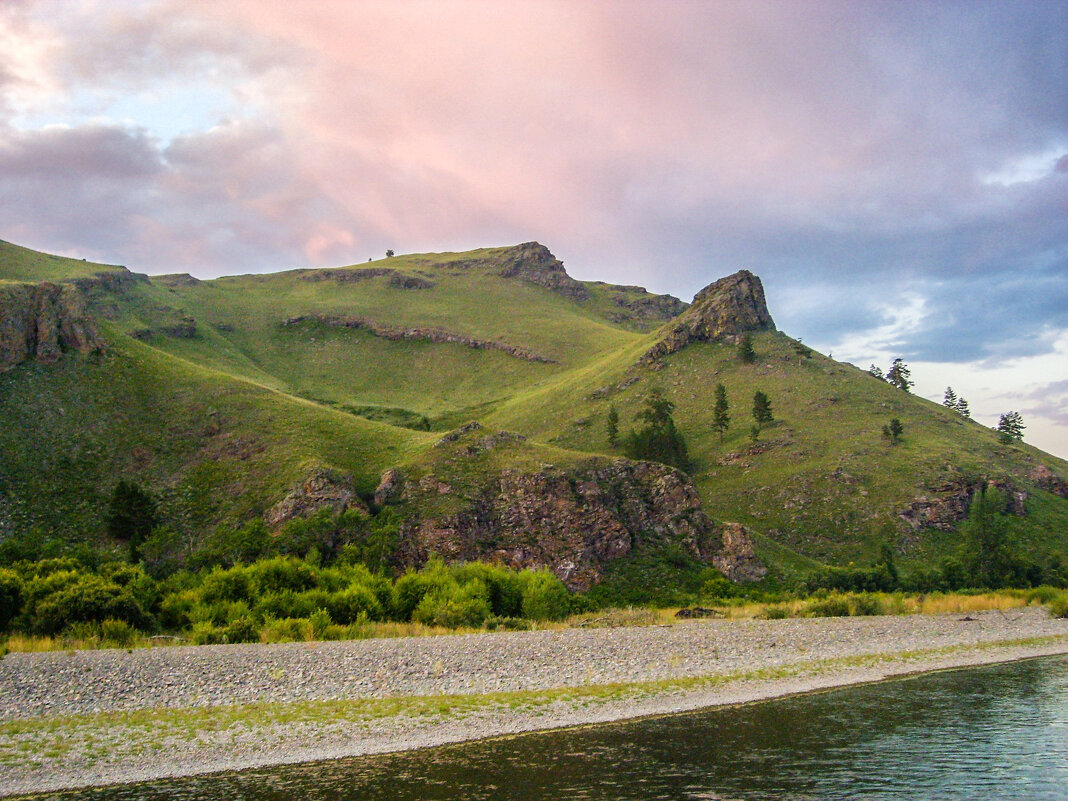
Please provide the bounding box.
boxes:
[2,237,1067,588]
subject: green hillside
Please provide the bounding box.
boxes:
[1,238,1067,584]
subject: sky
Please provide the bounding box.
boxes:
[1,0,1066,458]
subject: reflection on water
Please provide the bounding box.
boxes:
[28,655,1068,800]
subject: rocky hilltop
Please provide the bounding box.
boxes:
[0,281,105,371]
[643,269,774,362]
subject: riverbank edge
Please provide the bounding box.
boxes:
[4,632,1068,797]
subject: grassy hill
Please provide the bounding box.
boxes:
[1,238,1066,582]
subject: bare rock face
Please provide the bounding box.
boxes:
[374,468,406,507]
[264,469,368,528]
[1030,465,1068,500]
[0,282,105,371]
[899,477,1027,531]
[392,456,764,591]
[713,522,768,582]
[642,270,775,362]
[495,242,590,301]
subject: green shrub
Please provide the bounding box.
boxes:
[327,585,382,624]
[519,570,570,621]
[31,574,152,634]
[453,562,523,618]
[1048,597,1068,619]
[309,608,331,638]
[0,569,23,631]
[254,590,319,621]
[413,580,491,628]
[804,595,852,617]
[394,560,453,621]
[849,593,886,616]
[247,557,317,596]
[189,621,224,645]
[158,590,196,630]
[1026,586,1062,605]
[100,619,139,647]
[198,566,251,604]
[762,605,789,619]
[222,616,260,644]
[260,617,314,643]
[482,615,531,631]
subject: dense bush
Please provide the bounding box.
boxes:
[518,570,571,621]
[0,569,23,630]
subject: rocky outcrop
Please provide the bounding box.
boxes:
[264,469,368,528]
[0,282,105,371]
[714,522,768,582]
[281,315,555,364]
[642,270,775,363]
[494,242,589,301]
[297,266,435,290]
[152,273,201,288]
[899,478,1027,531]
[129,317,198,341]
[593,282,688,325]
[390,454,764,591]
[1030,465,1068,500]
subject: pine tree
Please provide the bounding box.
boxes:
[106,480,158,562]
[606,405,619,447]
[737,334,756,364]
[623,388,689,470]
[954,397,970,419]
[943,387,958,409]
[885,358,914,392]
[997,411,1025,443]
[752,390,774,425]
[712,383,730,441]
[868,364,885,379]
[882,418,904,445]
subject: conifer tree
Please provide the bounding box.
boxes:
[997,411,1025,443]
[882,418,904,445]
[737,334,756,364]
[623,388,689,470]
[752,390,774,425]
[712,383,730,441]
[885,358,914,392]
[606,405,619,447]
[943,387,958,409]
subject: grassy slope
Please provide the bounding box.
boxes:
[3,240,1067,574]
[487,330,1068,569]
[0,239,127,283]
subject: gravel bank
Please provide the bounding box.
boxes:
[2,608,1067,795]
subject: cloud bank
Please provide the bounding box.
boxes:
[1,0,1066,455]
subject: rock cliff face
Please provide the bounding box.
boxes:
[0,282,105,371]
[642,270,775,362]
[494,242,590,301]
[899,477,1027,531]
[385,449,764,591]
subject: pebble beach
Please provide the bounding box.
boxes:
[2,607,1067,796]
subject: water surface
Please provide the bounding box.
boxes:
[33,655,1068,800]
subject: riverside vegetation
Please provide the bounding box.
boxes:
[3,238,1068,646]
